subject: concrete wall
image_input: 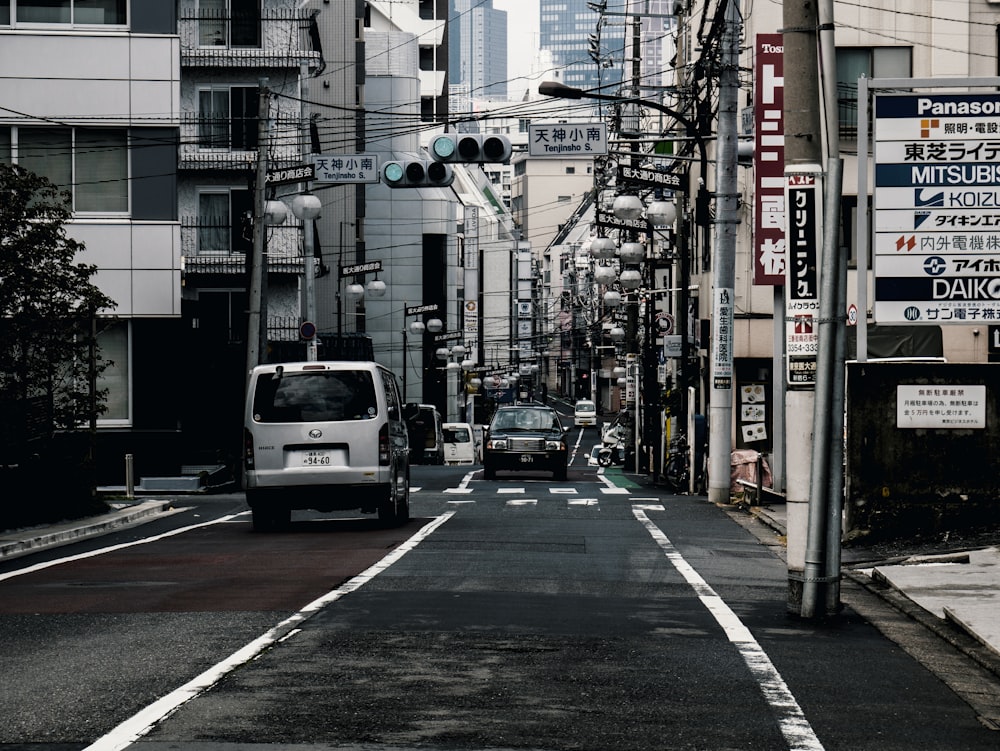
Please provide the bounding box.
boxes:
[845,361,1000,539]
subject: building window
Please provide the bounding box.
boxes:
[7,126,127,213]
[97,320,130,425]
[198,86,259,151]
[14,0,125,25]
[198,188,252,254]
[837,47,911,137]
[0,126,11,162]
[198,0,260,47]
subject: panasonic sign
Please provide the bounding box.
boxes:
[917,97,1000,116]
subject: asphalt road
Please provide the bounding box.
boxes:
[1,441,997,751]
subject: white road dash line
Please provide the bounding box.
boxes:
[81,511,456,751]
[633,508,825,751]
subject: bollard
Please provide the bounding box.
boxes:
[125,453,135,500]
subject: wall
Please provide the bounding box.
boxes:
[845,361,1000,539]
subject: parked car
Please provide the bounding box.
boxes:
[483,405,569,481]
[574,399,598,427]
[442,422,477,465]
[403,403,445,465]
[242,361,410,531]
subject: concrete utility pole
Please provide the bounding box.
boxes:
[782,0,823,614]
[246,78,271,382]
[706,0,741,505]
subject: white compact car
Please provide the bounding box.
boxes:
[574,399,598,427]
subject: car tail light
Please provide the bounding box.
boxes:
[378,423,390,465]
[243,428,255,469]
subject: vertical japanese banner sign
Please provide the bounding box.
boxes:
[464,206,480,364]
[713,287,734,389]
[754,34,786,285]
[784,168,823,387]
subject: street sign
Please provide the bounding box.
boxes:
[873,92,1000,323]
[616,164,682,191]
[405,303,439,316]
[265,163,316,186]
[311,154,379,183]
[340,260,382,277]
[528,122,607,157]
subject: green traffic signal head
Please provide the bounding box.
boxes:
[381,159,454,188]
[383,162,404,183]
[430,135,457,160]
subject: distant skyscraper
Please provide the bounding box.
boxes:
[539,0,672,95]
[449,0,508,100]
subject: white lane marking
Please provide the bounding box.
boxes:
[83,511,456,751]
[568,499,599,507]
[549,487,577,494]
[443,488,474,494]
[447,499,476,505]
[0,512,249,583]
[497,488,525,494]
[633,508,825,751]
[600,486,630,495]
[506,499,538,507]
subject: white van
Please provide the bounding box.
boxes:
[242,361,410,531]
[442,422,477,465]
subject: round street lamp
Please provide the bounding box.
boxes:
[612,194,644,221]
[603,290,622,308]
[618,241,645,264]
[408,320,426,335]
[619,269,643,290]
[366,278,387,297]
[646,199,677,227]
[345,283,365,300]
[609,326,626,342]
[590,236,617,260]
[595,265,617,285]
[426,317,444,333]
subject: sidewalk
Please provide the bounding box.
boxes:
[0,499,175,562]
[749,501,1000,676]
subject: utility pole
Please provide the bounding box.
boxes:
[246,78,271,381]
[706,0,741,505]
[782,0,823,615]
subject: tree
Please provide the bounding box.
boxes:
[0,163,117,431]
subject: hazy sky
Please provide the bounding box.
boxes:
[493,0,541,88]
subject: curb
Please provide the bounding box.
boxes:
[0,500,174,562]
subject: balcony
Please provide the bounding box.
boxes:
[179,8,322,70]
[180,220,312,277]
[178,113,303,170]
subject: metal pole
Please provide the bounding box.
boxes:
[246,77,270,382]
[301,63,317,362]
[706,0,740,505]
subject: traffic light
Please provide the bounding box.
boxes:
[429,133,513,164]
[381,159,454,188]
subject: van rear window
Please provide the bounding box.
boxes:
[252,371,377,423]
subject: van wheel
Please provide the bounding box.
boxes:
[378,473,408,527]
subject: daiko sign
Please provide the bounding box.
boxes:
[873,92,1000,323]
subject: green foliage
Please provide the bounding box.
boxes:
[0,163,117,430]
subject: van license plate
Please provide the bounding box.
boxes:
[519,454,534,464]
[301,451,332,466]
